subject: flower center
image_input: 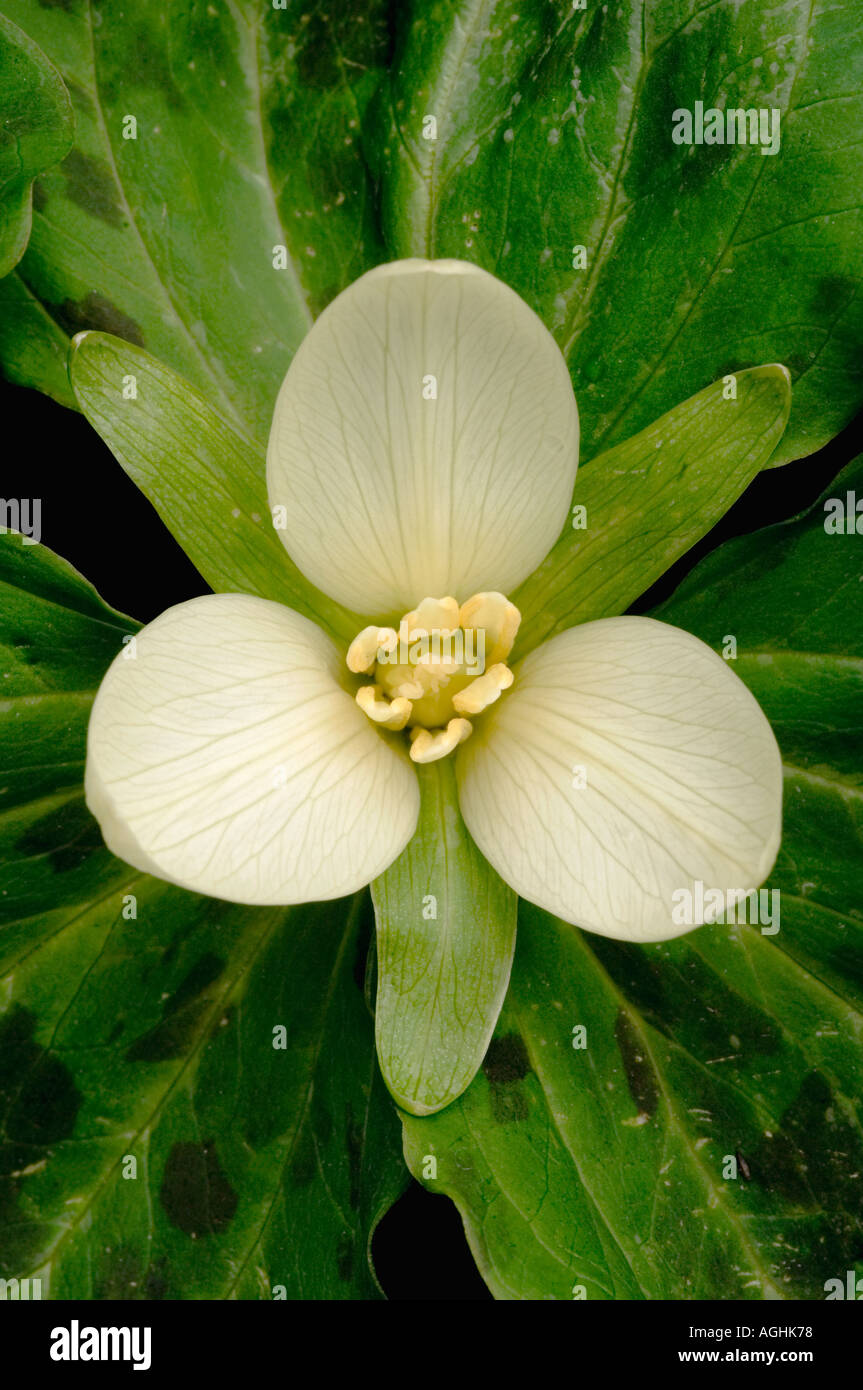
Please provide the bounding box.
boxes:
[346,593,521,763]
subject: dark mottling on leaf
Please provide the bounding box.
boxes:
[107,1019,125,1044]
[0,1008,74,1272]
[345,1101,362,1210]
[482,1034,531,1123]
[160,1140,237,1236]
[96,25,185,110]
[142,1260,170,1300]
[811,274,855,321]
[336,1229,354,1281]
[94,1244,143,1299]
[826,945,863,1004]
[310,1089,332,1149]
[614,1009,659,1118]
[14,796,102,873]
[715,360,746,381]
[589,938,782,1060]
[168,953,224,1011]
[290,8,391,89]
[32,180,49,214]
[268,103,376,278]
[8,1055,82,1145]
[587,939,667,1017]
[490,1087,529,1124]
[37,0,78,9]
[288,1125,317,1188]
[483,1033,530,1087]
[161,940,180,971]
[785,350,816,379]
[51,292,145,347]
[124,1001,209,1061]
[626,4,737,199]
[0,1189,42,1278]
[752,1072,863,1226]
[61,149,124,228]
[0,1006,81,1157]
[125,952,224,1062]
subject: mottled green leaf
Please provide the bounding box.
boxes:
[0,527,136,828]
[69,330,361,645]
[513,364,791,657]
[0,270,74,405]
[655,451,863,1006]
[0,530,407,1299]
[653,453,863,760]
[372,760,517,1116]
[376,0,863,463]
[1,0,390,436]
[0,12,72,277]
[403,456,863,1300]
[7,1,861,463]
[405,885,863,1299]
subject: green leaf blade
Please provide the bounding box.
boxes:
[0,12,73,277]
[2,0,390,433]
[0,271,76,406]
[379,0,863,463]
[406,893,863,1299]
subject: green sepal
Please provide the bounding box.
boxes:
[69,331,363,646]
[372,759,517,1116]
[514,366,791,658]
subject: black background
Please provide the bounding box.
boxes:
[1,372,860,1301]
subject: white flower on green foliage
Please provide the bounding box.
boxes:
[86,260,782,942]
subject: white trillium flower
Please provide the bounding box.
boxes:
[85,259,783,942]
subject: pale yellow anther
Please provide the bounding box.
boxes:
[349,591,517,757]
[388,677,426,700]
[452,662,514,716]
[346,626,398,674]
[382,655,454,700]
[458,592,521,664]
[404,596,460,637]
[414,650,462,678]
[356,684,412,731]
[409,717,473,764]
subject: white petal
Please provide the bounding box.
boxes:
[456,616,782,943]
[267,259,579,615]
[86,595,419,904]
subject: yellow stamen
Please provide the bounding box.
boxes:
[458,592,521,664]
[348,592,520,759]
[387,677,426,700]
[356,685,412,731]
[414,651,462,678]
[452,662,514,716]
[404,596,459,637]
[346,626,398,674]
[409,718,473,763]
